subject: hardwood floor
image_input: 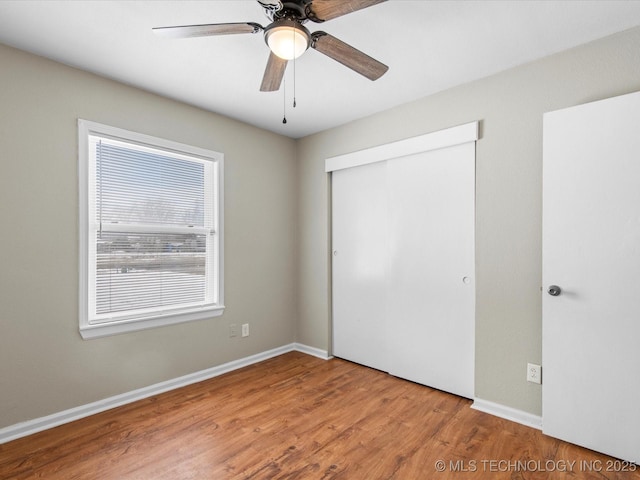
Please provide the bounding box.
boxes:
[1,351,638,479]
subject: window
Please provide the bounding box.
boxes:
[78,120,224,338]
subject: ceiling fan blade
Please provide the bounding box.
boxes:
[153,22,262,38]
[311,32,388,81]
[260,52,288,92]
[307,0,387,22]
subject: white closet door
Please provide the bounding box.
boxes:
[331,128,476,399]
[543,91,640,463]
[332,161,388,372]
[387,143,475,399]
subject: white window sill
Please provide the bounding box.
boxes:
[79,305,225,339]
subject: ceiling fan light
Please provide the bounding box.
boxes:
[265,23,309,60]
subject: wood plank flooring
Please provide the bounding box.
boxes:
[1,351,638,479]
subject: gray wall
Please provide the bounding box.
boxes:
[295,27,640,416]
[0,43,298,428]
[2,25,640,430]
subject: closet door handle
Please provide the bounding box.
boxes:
[548,285,562,296]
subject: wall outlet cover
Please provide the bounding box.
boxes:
[527,363,542,384]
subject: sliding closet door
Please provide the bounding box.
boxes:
[330,122,477,399]
[332,161,388,372]
[387,143,475,399]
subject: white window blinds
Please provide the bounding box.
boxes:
[79,120,223,338]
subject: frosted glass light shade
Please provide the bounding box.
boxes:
[266,25,309,60]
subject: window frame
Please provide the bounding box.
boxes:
[78,119,224,339]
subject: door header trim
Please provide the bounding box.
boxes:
[325,121,479,173]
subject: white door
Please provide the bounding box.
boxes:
[543,91,640,463]
[387,144,475,399]
[332,161,388,372]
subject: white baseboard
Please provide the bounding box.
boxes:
[472,398,542,430]
[0,343,329,445]
[292,342,332,360]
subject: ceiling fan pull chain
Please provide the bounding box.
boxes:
[282,76,287,124]
[293,58,297,108]
[293,27,297,108]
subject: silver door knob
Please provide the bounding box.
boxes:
[548,285,562,296]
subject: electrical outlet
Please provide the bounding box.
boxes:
[527,363,542,384]
[241,323,249,337]
[229,324,238,338]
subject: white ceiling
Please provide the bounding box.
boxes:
[1,1,640,138]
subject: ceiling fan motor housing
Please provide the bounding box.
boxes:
[274,1,314,21]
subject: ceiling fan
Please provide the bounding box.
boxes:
[153,0,389,92]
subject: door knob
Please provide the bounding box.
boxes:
[548,285,562,296]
